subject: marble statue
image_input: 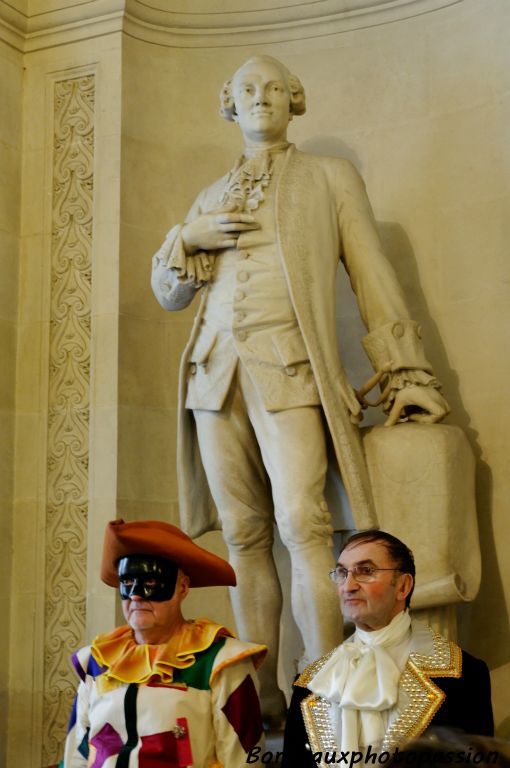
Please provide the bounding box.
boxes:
[151,55,449,722]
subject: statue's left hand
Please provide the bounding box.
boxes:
[384,386,450,426]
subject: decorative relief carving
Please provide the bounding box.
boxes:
[43,74,94,766]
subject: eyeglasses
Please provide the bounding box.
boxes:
[329,565,402,584]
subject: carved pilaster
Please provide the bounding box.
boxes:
[43,74,94,766]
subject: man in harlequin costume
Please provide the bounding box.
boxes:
[282,530,494,766]
[63,519,266,768]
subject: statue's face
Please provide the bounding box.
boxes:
[232,58,291,144]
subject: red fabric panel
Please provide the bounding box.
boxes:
[139,731,179,767]
[221,674,263,753]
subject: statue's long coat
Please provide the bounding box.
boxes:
[152,146,432,538]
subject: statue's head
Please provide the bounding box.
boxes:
[220,56,306,143]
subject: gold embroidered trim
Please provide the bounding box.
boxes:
[381,661,445,750]
[381,632,462,750]
[301,693,337,754]
[294,647,337,688]
[413,631,462,678]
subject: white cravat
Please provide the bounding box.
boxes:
[309,610,412,752]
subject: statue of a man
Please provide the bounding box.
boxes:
[151,55,448,721]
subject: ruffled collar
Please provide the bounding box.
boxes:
[91,618,234,686]
[220,142,291,212]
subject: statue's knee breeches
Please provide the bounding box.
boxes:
[275,494,333,551]
[219,508,274,553]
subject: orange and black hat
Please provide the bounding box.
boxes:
[101,519,236,589]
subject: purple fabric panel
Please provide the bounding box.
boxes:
[90,723,124,768]
[87,655,107,679]
[67,696,78,732]
[71,652,86,682]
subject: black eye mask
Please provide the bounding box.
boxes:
[118,555,179,602]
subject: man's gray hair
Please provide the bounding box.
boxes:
[219,55,306,121]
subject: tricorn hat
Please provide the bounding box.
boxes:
[101,519,236,588]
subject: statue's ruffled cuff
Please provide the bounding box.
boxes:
[153,224,214,287]
[381,368,442,413]
[360,321,443,412]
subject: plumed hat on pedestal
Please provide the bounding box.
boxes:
[101,519,236,588]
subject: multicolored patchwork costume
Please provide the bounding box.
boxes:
[64,618,266,768]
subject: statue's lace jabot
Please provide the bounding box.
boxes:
[220,142,290,212]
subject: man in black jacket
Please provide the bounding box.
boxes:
[282,530,493,766]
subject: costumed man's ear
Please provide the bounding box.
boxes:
[177,571,190,601]
[398,573,414,603]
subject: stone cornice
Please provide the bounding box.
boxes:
[0,0,124,51]
[0,0,463,52]
[123,0,463,47]
[0,1,26,50]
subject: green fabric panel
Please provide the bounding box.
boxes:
[174,637,227,691]
[78,727,90,759]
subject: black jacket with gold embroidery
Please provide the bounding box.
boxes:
[282,629,493,767]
